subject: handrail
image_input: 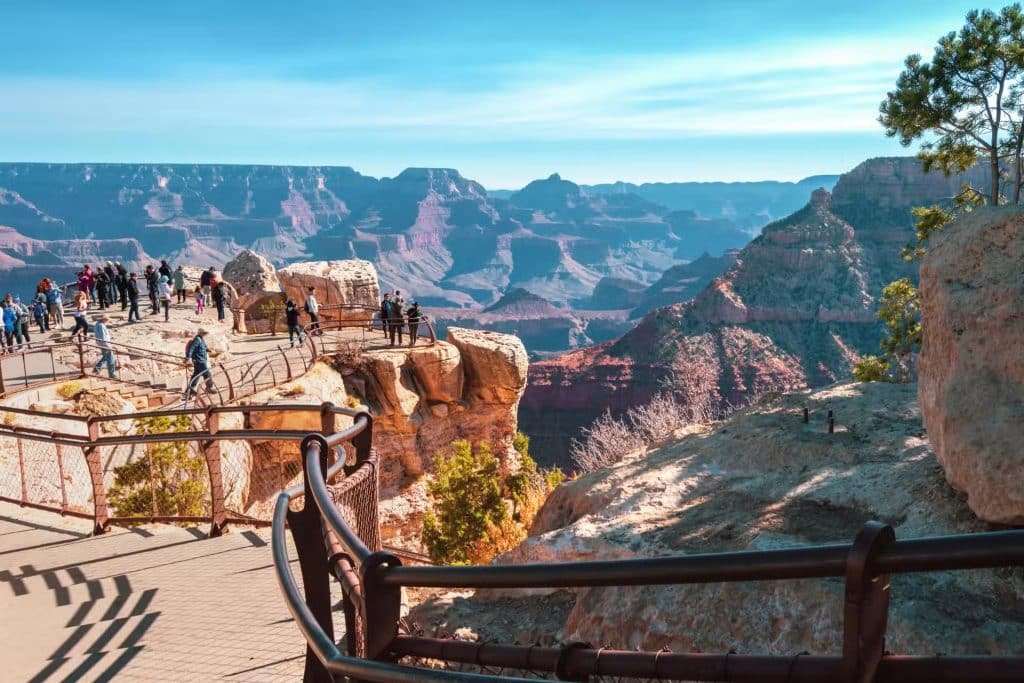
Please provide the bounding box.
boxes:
[278,417,1024,682]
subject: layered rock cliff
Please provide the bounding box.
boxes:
[521,158,983,466]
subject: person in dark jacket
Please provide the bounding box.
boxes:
[158,260,171,279]
[104,262,117,303]
[212,281,227,323]
[380,293,391,338]
[285,298,304,347]
[388,296,404,346]
[200,267,214,307]
[126,273,141,323]
[96,271,111,309]
[116,263,129,310]
[186,328,217,397]
[144,265,159,314]
[405,301,422,347]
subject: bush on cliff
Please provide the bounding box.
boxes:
[855,278,921,383]
[108,414,207,518]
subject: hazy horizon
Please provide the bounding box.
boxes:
[1,1,985,186]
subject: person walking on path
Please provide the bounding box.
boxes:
[126,273,141,323]
[12,295,30,349]
[285,298,305,347]
[212,281,227,323]
[173,265,187,304]
[70,292,89,341]
[305,287,321,335]
[380,293,391,338]
[45,285,63,328]
[1,301,15,354]
[194,285,204,314]
[116,263,129,310]
[200,267,214,307]
[185,328,217,398]
[388,294,405,346]
[406,300,422,346]
[32,295,48,334]
[92,314,116,378]
[157,275,172,321]
[145,265,159,314]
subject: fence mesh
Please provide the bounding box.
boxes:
[393,653,695,682]
[221,439,303,523]
[101,438,211,520]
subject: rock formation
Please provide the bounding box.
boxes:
[222,249,282,321]
[918,207,1024,524]
[277,259,381,321]
[416,382,1024,655]
[521,158,987,466]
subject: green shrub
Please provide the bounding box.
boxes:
[853,355,891,383]
[108,414,208,518]
[422,440,506,565]
[56,380,84,400]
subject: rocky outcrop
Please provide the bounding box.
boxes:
[222,249,282,319]
[277,259,381,320]
[429,383,1023,655]
[918,207,1024,524]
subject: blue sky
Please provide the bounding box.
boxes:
[0,1,992,187]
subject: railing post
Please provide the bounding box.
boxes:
[16,435,26,504]
[21,351,28,389]
[55,443,68,515]
[85,419,109,535]
[219,361,235,402]
[77,338,86,378]
[280,346,293,381]
[320,401,337,468]
[842,521,895,683]
[205,409,227,537]
[287,438,335,683]
[360,550,402,661]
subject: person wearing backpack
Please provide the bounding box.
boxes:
[45,285,63,328]
[285,298,304,347]
[380,293,391,338]
[32,295,48,333]
[12,295,31,348]
[126,273,141,323]
[173,265,187,304]
[144,265,159,314]
[406,300,422,347]
[116,263,129,311]
[387,294,405,346]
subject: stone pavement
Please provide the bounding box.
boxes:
[0,502,343,682]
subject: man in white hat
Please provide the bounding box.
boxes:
[92,314,116,378]
[185,327,216,396]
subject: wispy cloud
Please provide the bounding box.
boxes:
[0,35,921,143]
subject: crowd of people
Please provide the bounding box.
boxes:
[379,289,424,347]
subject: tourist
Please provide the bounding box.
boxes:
[212,281,227,323]
[388,293,405,346]
[115,263,129,310]
[126,273,141,323]
[173,265,187,304]
[305,287,320,335]
[96,270,111,309]
[76,270,91,304]
[32,295,48,334]
[285,298,304,347]
[92,314,116,378]
[82,264,96,303]
[200,266,214,306]
[194,285,204,314]
[145,265,159,314]
[406,300,422,346]
[45,284,63,328]
[186,327,217,395]
[70,292,89,341]
[158,259,171,279]
[12,295,30,349]
[380,293,391,338]
[1,299,15,353]
[36,277,51,298]
[158,275,172,321]
[104,262,117,303]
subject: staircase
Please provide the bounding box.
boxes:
[80,376,180,410]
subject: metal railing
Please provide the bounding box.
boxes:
[0,401,355,536]
[275,422,1024,682]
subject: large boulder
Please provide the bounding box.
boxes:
[919,207,1024,524]
[277,260,381,322]
[446,327,528,405]
[222,249,283,320]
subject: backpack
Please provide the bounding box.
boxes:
[185,337,196,360]
[45,289,59,305]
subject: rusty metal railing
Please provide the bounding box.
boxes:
[277,427,1024,682]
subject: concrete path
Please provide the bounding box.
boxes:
[0,502,342,682]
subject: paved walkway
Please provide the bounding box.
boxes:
[0,502,342,682]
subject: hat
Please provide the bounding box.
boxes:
[129,272,137,277]
[160,275,168,283]
[13,295,20,302]
[197,328,208,336]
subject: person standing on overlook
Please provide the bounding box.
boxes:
[305,287,321,335]
[388,292,405,346]
[126,273,141,323]
[104,262,117,303]
[77,270,91,306]
[45,284,62,328]
[406,300,422,347]
[158,275,172,321]
[380,293,391,338]
[96,271,111,309]
[92,314,116,378]
[70,292,89,341]
[158,260,171,280]
[1,300,15,353]
[144,265,159,314]
[285,298,304,347]
[12,295,31,349]
[173,265,187,304]
[32,295,48,333]
[115,263,129,310]
[200,267,214,308]
[82,264,96,303]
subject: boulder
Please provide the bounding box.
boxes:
[919,207,1024,524]
[408,344,463,404]
[222,249,283,320]
[446,327,528,405]
[277,260,381,322]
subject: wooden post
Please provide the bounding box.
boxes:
[204,409,227,537]
[85,419,109,534]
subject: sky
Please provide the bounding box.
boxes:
[0,0,996,188]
